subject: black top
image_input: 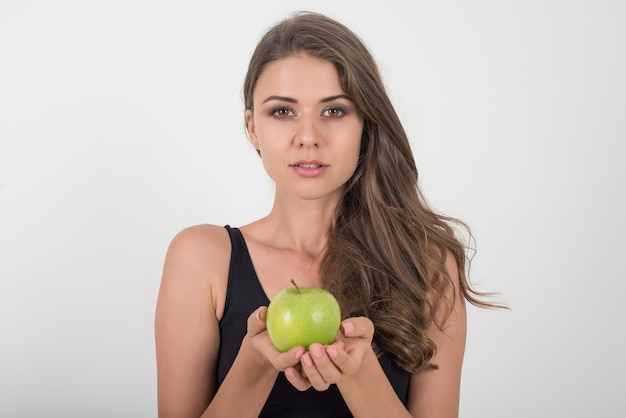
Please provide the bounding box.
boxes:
[217,225,410,417]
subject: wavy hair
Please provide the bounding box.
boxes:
[243,11,501,373]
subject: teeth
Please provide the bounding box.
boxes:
[298,164,321,168]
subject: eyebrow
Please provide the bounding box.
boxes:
[261,94,353,104]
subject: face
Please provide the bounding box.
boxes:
[245,53,364,203]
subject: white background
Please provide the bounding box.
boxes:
[1,1,624,416]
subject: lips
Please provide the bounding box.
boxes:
[290,160,328,177]
[290,160,326,168]
[294,163,322,168]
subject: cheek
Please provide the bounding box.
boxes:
[255,122,294,149]
[338,135,362,178]
[348,147,361,173]
[347,125,364,161]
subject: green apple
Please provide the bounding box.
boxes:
[266,279,341,352]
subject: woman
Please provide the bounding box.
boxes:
[155,11,496,418]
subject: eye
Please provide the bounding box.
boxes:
[322,107,346,118]
[271,107,294,118]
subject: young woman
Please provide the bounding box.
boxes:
[155,11,496,418]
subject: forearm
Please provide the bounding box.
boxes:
[202,337,278,418]
[337,349,412,418]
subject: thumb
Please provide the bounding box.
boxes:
[247,306,268,336]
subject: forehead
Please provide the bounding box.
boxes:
[253,54,345,101]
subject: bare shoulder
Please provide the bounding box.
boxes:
[166,224,231,262]
[155,224,232,416]
[443,249,462,296]
[426,244,463,297]
[406,248,467,417]
[160,224,232,319]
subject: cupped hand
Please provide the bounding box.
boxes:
[246,306,305,373]
[286,316,375,391]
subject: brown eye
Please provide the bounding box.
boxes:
[323,107,346,118]
[272,108,293,118]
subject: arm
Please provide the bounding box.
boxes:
[406,252,467,418]
[282,315,412,417]
[204,307,304,417]
[155,226,303,417]
[288,252,466,418]
[155,226,223,417]
[318,320,413,418]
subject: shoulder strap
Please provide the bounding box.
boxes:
[223,225,269,316]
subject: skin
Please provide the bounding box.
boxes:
[155,53,467,417]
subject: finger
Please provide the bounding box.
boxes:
[275,346,306,370]
[308,343,342,384]
[340,316,374,342]
[300,352,330,392]
[325,343,360,376]
[331,339,346,351]
[284,366,312,392]
[253,339,305,372]
[300,352,330,391]
[247,307,305,371]
[246,306,268,336]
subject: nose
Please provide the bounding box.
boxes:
[299,135,318,148]
[296,115,319,148]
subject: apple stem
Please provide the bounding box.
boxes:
[290,278,302,293]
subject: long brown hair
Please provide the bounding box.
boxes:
[244,11,502,373]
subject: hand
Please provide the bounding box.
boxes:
[285,316,375,392]
[246,306,305,373]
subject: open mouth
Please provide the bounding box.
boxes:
[294,163,322,168]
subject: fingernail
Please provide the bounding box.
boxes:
[285,369,295,378]
[302,353,313,367]
[327,347,338,358]
[293,347,304,359]
[341,321,354,335]
[310,344,322,358]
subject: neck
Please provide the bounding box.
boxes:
[260,194,338,257]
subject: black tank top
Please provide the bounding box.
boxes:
[217,226,409,417]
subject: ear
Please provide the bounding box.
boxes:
[245,109,260,150]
